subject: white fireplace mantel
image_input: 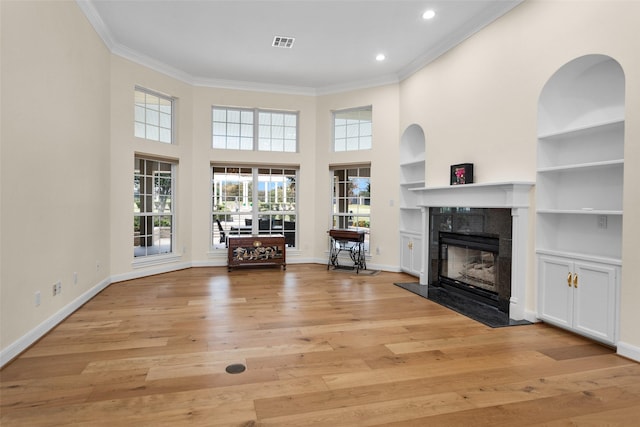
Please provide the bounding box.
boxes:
[411,181,535,321]
[410,181,534,209]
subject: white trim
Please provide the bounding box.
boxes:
[523,309,541,324]
[413,182,535,321]
[397,1,524,81]
[132,253,183,269]
[617,341,640,363]
[115,261,191,283]
[0,276,111,367]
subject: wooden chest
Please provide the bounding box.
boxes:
[227,234,286,271]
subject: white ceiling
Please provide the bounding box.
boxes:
[79,0,523,95]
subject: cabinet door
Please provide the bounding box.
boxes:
[400,234,413,273]
[410,235,423,277]
[538,255,573,328]
[573,261,617,344]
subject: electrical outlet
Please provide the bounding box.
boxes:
[73,272,78,284]
[598,215,608,229]
[52,281,62,296]
[35,291,41,307]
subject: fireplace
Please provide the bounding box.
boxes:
[438,231,502,310]
[412,182,534,321]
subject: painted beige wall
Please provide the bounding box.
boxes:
[1,1,111,348]
[109,55,195,277]
[316,85,400,268]
[400,0,640,351]
[189,87,317,263]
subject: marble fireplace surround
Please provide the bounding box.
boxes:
[411,182,535,321]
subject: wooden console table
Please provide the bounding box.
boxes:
[327,229,366,273]
[227,235,286,272]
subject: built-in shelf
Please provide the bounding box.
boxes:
[399,125,426,278]
[400,180,425,187]
[537,159,623,173]
[535,54,624,346]
[537,118,624,140]
[536,209,622,215]
[400,158,426,168]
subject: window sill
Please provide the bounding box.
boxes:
[132,253,182,269]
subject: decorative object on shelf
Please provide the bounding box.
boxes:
[450,163,474,185]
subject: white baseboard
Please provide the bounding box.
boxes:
[616,341,640,363]
[111,261,192,283]
[0,276,111,367]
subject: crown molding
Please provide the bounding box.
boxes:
[77,0,522,96]
[398,0,525,81]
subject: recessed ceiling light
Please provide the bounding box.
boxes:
[376,53,386,61]
[422,9,436,20]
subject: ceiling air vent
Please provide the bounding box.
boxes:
[272,36,295,48]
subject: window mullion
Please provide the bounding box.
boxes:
[253,109,259,152]
[251,168,259,233]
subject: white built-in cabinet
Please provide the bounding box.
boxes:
[399,125,425,277]
[538,255,617,344]
[536,55,624,346]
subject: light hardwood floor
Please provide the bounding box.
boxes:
[1,264,639,426]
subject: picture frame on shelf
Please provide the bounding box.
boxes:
[450,163,474,185]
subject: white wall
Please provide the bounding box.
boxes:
[1,0,111,356]
[400,0,640,358]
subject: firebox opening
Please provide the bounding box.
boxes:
[438,231,501,308]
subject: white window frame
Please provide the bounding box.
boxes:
[212,106,298,152]
[134,86,175,144]
[134,157,176,259]
[330,164,371,253]
[211,165,298,249]
[333,106,372,152]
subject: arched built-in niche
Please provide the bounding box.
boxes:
[536,54,624,346]
[399,124,425,277]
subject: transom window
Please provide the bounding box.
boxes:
[134,157,175,257]
[333,106,372,152]
[212,107,298,152]
[134,87,174,143]
[331,165,371,251]
[212,166,298,248]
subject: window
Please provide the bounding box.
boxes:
[212,107,298,152]
[331,165,371,250]
[134,158,175,257]
[212,166,298,248]
[135,87,174,143]
[333,106,372,151]
[258,111,297,152]
[212,107,254,150]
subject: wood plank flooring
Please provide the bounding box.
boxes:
[1,264,639,426]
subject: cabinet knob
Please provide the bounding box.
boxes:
[573,273,578,288]
[408,241,413,250]
[567,272,572,287]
